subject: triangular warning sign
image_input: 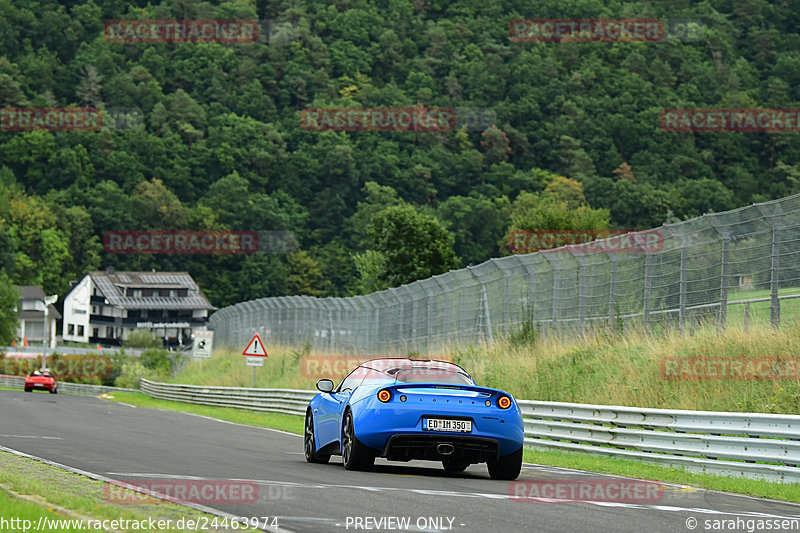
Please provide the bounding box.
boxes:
[243,333,268,357]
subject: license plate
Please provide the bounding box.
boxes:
[423,418,471,433]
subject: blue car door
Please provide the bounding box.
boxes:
[315,370,362,448]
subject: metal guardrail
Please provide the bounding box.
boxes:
[137,379,800,483]
[0,374,138,396]
[1,346,146,357]
[140,379,314,416]
[519,400,800,484]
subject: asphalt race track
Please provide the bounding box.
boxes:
[1,390,799,533]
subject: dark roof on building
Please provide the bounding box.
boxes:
[17,286,61,319]
[86,271,215,311]
[18,285,46,300]
[19,307,62,320]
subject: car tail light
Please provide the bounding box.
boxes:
[497,396,512,409]
[377,389,391,403]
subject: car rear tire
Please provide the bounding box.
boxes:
[442,459,470,473]
[50,387,57,394]
[487,446,522,480]
[342,410,374,471]
[304,411,330,464]
[24,387,31,392]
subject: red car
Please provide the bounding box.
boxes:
[24,369,58,394]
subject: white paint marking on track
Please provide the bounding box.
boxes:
[120,473,800,520]
[105,472,205,480]
[150,409,302,437]
[0,446,288,533]
[0,434,63,440]
[521,462,800,508]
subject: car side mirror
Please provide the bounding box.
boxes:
[316,379,335,393]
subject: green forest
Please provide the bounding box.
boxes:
[1,0,799,310]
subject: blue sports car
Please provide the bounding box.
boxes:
[304,358,524,480]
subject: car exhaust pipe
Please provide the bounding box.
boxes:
[437,443,454,456]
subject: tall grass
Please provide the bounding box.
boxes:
[171,321,800,414]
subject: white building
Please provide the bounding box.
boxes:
[62,269,215,347]
[16,286,60,348]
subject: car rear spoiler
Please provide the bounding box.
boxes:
[390,383,505,396]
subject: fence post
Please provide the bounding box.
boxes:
[504,271,511,336]
[426,287,433,353]
[679,240,688,333]
[743,302,750,331]
[327,303,334,352]
[410,289,418,351]
[394,289,404,353]
[479,283,494,344]
[527,262,536,325]
[458,285,465,342]
[770,228,781,328]
[719,238,729,330]
[643,253,652,330]
[608,254,618,331]
[373,301,380,354]
[756,204,781,329]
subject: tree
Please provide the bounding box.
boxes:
[287,251,329,296]
[436,194,509,265]
[542,176,587,210]
[76,65,103,107]
[131,178,189,229]
[503,190,610,254]
[0,271,17,345]
[368,204,459,287]
[352,250,388,294]
[345,181,404,249]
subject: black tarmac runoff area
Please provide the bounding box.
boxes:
[1,390,799,533]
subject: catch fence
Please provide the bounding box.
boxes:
[209,194,800,354]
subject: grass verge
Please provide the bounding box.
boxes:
[523,450,800,504]
[100,392,800,504]
[105,391,304,434]
[164,319,800,414]
[0,451,259,532]
[0,489,78,532]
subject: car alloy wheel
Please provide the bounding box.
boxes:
[342,411,374,471]
[304,411,330,464]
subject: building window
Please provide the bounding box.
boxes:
[77,325,84,337]
[68,324,75,335]
[93,328,99,338]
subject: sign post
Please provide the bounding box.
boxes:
[42,295,57,370]
[242,333,268,387]
[192,330,214,370]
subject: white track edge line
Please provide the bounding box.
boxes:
[0,445,289,533]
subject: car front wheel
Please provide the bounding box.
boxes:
[341,411,374,471]
[487,447,522,480]
[304,411,330,464]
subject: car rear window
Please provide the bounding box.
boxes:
[353,360,474,386]
[391,365,473,385]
